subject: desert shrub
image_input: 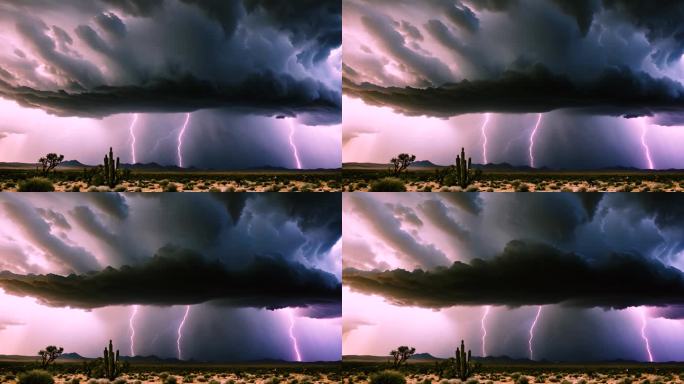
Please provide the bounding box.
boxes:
[467,379,479,384]
[370,177,406,192]
[515,183,530,192]
[18,177,54,192]
[114,185,127,192]
[209,381,220,384]
[18,370,54,384]
[511,373,522,381]
[370,370,406,384]
[164,182,178,192]
[71,378,81,384]
[159,373,170,380]
[113,379,127,384]
[164,376,177,384]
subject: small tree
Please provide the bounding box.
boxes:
[38,346,63,368]
[390,346,416,368]
[389,154,416,177]
[38,153,64,176]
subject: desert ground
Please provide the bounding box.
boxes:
[0,169,342,192]
[0,361,340,384]
[343,169,684,192]
[344,371,683,384]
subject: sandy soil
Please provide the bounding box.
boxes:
[1,180,341,192]
[345,179,684,192]
[3,372,337,384]
[344,372,683,384]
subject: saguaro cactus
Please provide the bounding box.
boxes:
[103,147,121,188]
[454,147,475,188]
[103,339,121,380]
[452,339,479,380]
[439,147,481,188]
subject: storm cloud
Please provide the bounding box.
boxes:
[343,0,684,122]
[0,246,341,312]
[0,0,341,124]
[343,239,684,309]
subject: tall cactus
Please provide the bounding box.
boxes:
[454,147,475,188]
[103,147,121,188]
[439,147,481,188]
[451,339,480,380]
[102,339,121,380]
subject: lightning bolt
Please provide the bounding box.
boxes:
[128,114,139,164]
[640,119,655,170]
[288,119,302,170]
[639,308,654,362]
[129,305,139,357]
[481,306,491,357]
[481,113,491,164]
[176,305,190,360]
[528,306,542,360]
[529,113,543,168]
[287,308,302,362]
[177,113,191,168]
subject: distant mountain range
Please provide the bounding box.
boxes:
[0,353,337,365]
[343,160,684,172]
[0,160,337,172]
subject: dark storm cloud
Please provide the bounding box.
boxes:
[359,11,453,86]
[605,194,684,231]
[348,194,450,269]
[0,74,339,120]
[248,194,342,256]
[0,246,341,311]
[343,65,684,118]
[343,240,684,309]
[0,0,341,124]
[550,0,600,36]
[35,208,71,230]
[603,0,684,67]
[243,0,342,65]
[1,199,100,273]
[14,16,105,89]
[441,193,483,215]
[575,193,604,221]
[418,199,470,242]
[94,12,127,38]
[86,193,128,219]
[100,0,164,16]
[650,305,684,320]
